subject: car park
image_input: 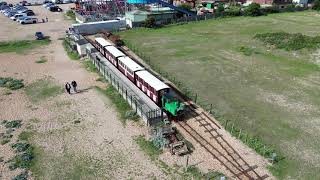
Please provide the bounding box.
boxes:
[20,17,37,24]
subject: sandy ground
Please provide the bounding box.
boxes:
[0,3,167,180]
[0,1,273,180]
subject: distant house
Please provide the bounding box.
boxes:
[252,0,293,8]
[292,0,308,5]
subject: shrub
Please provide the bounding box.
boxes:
[12,171,28,180]
[1,139,10,145]
[144,17,156,28]
[255,32,320,50]
[244,3,262,16]
[262,6,280,14]
[11,143,30,153]
[0,77,24,90]
[4,120,22,129]
[312,0,320,10]
[179,3,192,11]
[8,149,34,170]
[225,5,241,16]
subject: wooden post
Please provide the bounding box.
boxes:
[125,89,127,100]
[245,133,248,143]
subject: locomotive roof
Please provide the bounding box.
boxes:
[105,46,125,58]
[136,70,169,91]
[118,56,144,72]
[95,37,112,47]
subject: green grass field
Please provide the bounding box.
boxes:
[118,11,320,179]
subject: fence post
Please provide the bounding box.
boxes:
[231,124,234,134]
[194,93,197,103]
[125,89,127,100]
[134,99,137,113]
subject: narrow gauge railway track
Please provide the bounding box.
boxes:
[175,106,269,180]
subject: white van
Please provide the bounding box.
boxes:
[10,13,27,21]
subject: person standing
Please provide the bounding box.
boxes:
[71,80,77,93]
[46,16,48,22]
[65,82,71,94]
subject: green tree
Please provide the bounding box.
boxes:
[144,17,156,28]
[179,3,192,11]
[217,3,225,13]
[244,3,262,16]
[312,0,320,10]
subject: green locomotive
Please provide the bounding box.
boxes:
[162,94,185,117]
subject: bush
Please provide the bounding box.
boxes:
[179,3,192,11]
[12,171,28,180]
[4,120,22,129]
[144,17,156,28]
[0,77,24,90]
[312,0,320,10]
[244,3,262,16]
[262,6,280,14]
[225,5,241,16]
[11,143,30,153]
[255,32,320,50]
[285,4,296,12]
[8,149,34,170]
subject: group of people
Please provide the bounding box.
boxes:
[65,81,77,94]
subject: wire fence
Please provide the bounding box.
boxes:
[86,49,164,126]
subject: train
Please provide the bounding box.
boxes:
[93,37,185,117]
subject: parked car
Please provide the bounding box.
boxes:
[5,11,17,17]
[19,1,31,6]
[10,13,27,21]
[46,4,55,9]
[35,32,44,40]
[16,16,28,22]
[49,5,62,12]
[20,17,37,24]
[0,5,10,11]
[18,9,34,15]
[0,2,7,6]
[17,8,30,13]
[43,2,53,7]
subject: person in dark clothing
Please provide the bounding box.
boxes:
[46,16,48,22]
[65,82,71,94]
[71,81,77,93]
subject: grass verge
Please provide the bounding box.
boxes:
[0,39,50,54]
[62,38,80,60]
[95,86,137,125]
[25,78,63,103]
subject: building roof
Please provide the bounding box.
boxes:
[95,37,112,47]
[118,56,144,72]
[136,70,169,91]
[105,46,125,58]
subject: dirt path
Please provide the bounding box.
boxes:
[0,3,167,180]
